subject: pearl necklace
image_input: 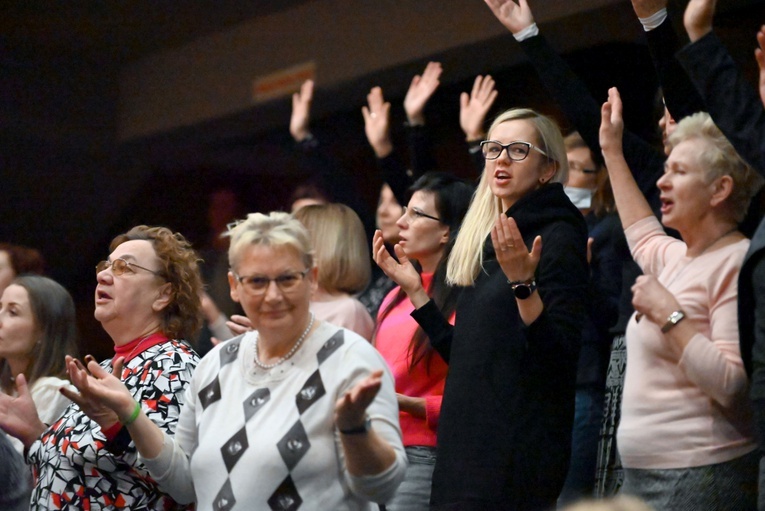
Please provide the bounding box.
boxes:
[254,313,315,370]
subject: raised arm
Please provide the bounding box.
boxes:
[460,75,498,174]
[675,0,765,173]
[290,79,314,143]
[484,0,667,203]
[631,0,705,123]
[599,88,655,230]
[363,87,412,206]
[403,62,442,127]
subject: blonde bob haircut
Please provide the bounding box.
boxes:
[447,108,567,286]
[227,212,314,271]
[668,112,763,224]
[294,203,371,295]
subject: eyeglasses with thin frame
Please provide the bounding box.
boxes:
[96,258,163,277]
[402,206,442,224]
[480,140,549,161]
[568,162,599,174]
[232,268,310,295]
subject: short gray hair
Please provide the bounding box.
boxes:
[227,212,314,270]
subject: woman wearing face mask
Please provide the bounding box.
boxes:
[558,132,623,504]
[0,276,79,454]
[373,172,472,510]
[376,108,588,510]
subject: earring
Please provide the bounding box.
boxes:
[539,178,546,184]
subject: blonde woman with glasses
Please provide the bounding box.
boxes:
[376,108,588,510]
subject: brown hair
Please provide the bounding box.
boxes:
[0,243,46,276]
[0,276,79,393]
[109,226,203,340]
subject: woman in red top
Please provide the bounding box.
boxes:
[373,172,473,510]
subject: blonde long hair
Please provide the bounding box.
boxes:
[446,108,567,286]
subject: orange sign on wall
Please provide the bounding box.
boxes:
[252,61,317,103]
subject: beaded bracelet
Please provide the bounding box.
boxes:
[123,400,142,426]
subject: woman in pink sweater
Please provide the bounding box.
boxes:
[600,88,762,510]
[373,172,472,510]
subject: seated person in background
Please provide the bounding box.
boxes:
[0,275,79,454]
[63,212,407,510]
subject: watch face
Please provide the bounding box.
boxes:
[513,284,532,299]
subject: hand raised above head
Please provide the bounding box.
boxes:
[599,87,625,158]
[460,75,498,142]
[684,0,717,42]
[362,87,393,158]
[756,26,765,108]
[290,79,314,142]
[484,0,535,35]
[404,61,442,126]
[630,0,668,20]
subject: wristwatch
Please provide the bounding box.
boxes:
[339,415,371,435]
[509,278,537,300]
[661,310,686,333]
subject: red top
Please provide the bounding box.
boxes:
[114,332,169,363]
[375,273,452,447]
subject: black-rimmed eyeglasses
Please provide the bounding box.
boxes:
[480,140,549,161]
[402,206,442,224]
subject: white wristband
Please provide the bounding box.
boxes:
[638,8,667,32]
[513,23,540,42]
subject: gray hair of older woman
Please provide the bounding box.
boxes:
[668,112,763,223]
[227,212,314,271]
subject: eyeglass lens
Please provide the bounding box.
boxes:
[482,142,530,161]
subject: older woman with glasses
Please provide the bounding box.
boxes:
[63,212,407,510]
[0,225,202,510]
[376,108,588,510]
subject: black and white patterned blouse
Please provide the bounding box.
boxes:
[26,338,198,510]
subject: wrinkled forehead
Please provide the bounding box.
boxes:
[109,239,158,263]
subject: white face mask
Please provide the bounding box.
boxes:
[564,186,594,210]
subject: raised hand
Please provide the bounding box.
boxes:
[684,0,716,42]
[361,87,393,158]
[404,62,443,126]
[757,26,765,107]
[460,75,498,142]
[334,370,383,431]
[226,314,253,336]
[599,87,625,158]
[62,356,136,427]
[0,374,46,448]
[630,0,668,19]
[484,0,535,34]
[490,214,541,283]
[290,79,314,142]
[372,230,422,297]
